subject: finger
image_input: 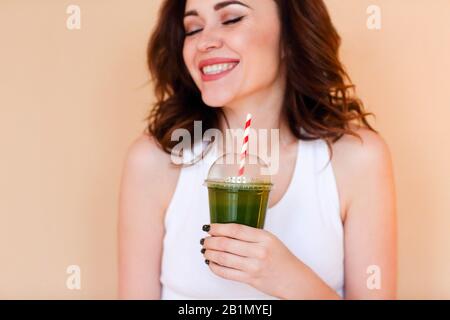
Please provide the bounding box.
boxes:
[207,261,249,284]
[204,249,253,272]
[206,223,267,242]
[203,236,263,258]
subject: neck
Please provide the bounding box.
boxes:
[218,69,297,150]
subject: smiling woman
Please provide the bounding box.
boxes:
[146,0,376,153]
[118,0,396,300]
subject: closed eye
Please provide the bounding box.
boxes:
[223,16,245,25]
[185,29,202,37]
[185,16,246,37]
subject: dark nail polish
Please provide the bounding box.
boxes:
[205,259,210,265]
[201,248,206,254]
[200,238,205,245]
[202,224,210,232]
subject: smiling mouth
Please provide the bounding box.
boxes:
[200,62,239,76]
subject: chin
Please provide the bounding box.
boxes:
[201,91,235,108]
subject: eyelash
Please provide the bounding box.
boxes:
[185,16,245,37]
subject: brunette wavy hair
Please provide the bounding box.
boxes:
[145,0,376,161]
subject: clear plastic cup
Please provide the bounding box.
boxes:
[204,153,273,229]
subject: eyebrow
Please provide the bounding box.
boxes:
[184,1,252,18]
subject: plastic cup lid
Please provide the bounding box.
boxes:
[204,153,272,187]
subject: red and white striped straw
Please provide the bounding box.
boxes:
[238,113,252,177]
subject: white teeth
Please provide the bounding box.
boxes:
[202,63,237,75]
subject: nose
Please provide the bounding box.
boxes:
[196,27,223,52]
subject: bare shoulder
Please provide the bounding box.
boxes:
[331,125,395,220]
[332,125,392,168]
[125,133,172,168]
[121,133,181,213]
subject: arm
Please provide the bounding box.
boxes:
[118,134,179,299]
[338,129,398,299]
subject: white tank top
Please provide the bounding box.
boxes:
[160,138,344,299]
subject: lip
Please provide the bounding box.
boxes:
[198,57,240,82]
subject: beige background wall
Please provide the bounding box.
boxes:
[0,0,449,299]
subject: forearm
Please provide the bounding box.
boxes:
[275,260,342,300]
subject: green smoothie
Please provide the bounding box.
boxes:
[206,181,272,229]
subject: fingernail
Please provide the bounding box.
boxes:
[202,224,210,232]
[205,259,210,265]
[201,248,206,254]
[200,238,205,245]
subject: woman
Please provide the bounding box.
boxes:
[118,0,397,299]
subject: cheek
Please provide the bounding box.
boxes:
[183,43,196,76]
[231,25,282,84]
[252,31,279,63]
